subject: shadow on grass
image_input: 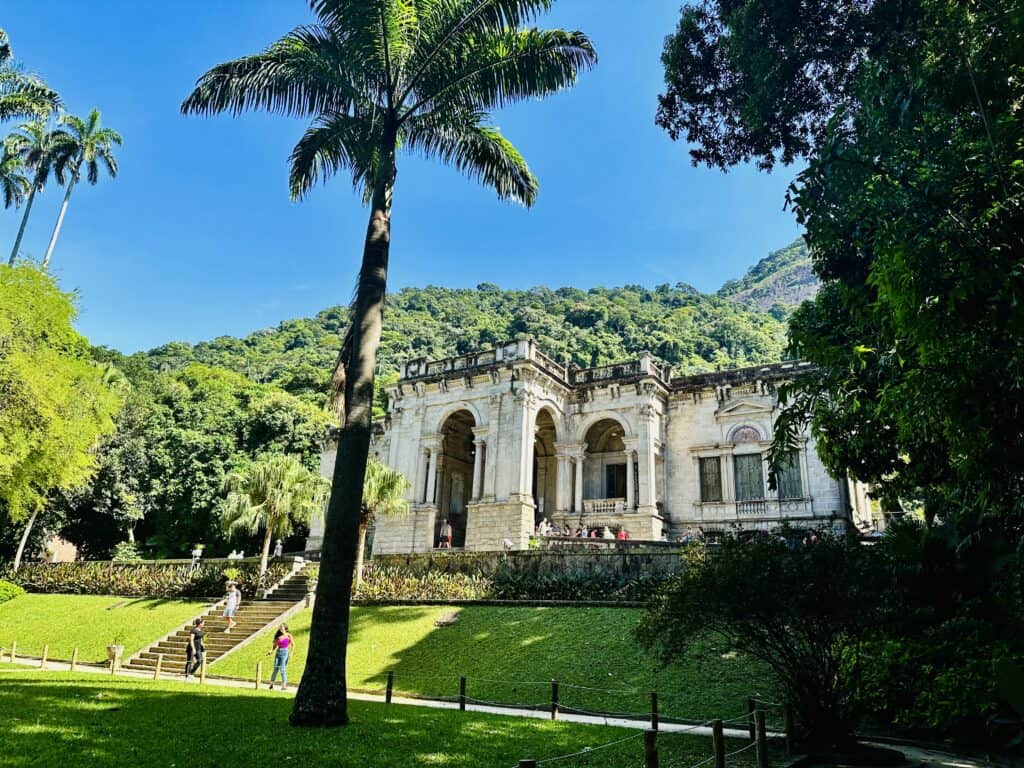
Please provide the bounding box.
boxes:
[0,674,703,768]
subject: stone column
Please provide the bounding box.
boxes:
[415,448,429,503]
[471,440,485,501]
[425,449,439,506]
[573,453,584,512]
[623,437,638,511]
[637,407,658,512]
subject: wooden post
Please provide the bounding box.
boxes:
[550,679,559,721]
[651,691,659,731]
[784,705,795,756]
[712,719,725,768]
[386,671,394,704]
[70,647,78,672]
[644,729,659,768]
[110,657,116,675]
[199,657,207,685]
[39,644,48,669]
[10,640,15,663]
[154,654,163,680]
[518,761,537,768]
[459,676,467,711]
[755,710,768,768]
[747,697,757,742]
[255,661,263,690]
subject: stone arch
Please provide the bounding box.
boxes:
[581,416,631,503]
[729,424,763,444]
[531,407,559,525]
[436,408,478,548]
[575,410,635,444]
[432,400,485,434]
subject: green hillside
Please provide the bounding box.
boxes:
[136,282,789,407]
[717,239,817,313]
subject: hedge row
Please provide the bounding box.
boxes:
[7,561,293,598]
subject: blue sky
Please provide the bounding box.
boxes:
[2,1,802,353]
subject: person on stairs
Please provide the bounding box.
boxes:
[184,617,205,680]
[223,582,241,633]
[267,623,293,691]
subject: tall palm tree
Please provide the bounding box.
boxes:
[0,29,61,122]
[222,453,329,578]
[6,121,73,265]
[355,458,410,590]
[0,143,29,210]
[182,0,595,726]
[41,109,122,269]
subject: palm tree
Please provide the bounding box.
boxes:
[355,458,410,590]
[41,109,122,269]
[222,453,329,579]
[0,143,29,210]
[6,121,73,265]
[182,0,595,726]
[0,29,61,122]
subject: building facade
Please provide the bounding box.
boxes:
[308,339,873,553]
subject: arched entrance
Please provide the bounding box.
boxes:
[582,418,631,512]
[532,409,558,526]
[437,409,475,548]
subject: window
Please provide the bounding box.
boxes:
[699,457,723,502]
[605,464,626,498]
[734,454,765,501]
[775,452,803,499]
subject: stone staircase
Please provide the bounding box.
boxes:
[124,563,316,677]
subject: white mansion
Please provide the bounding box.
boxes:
[310,339,874,554]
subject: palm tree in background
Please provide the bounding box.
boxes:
[6,120,73,265]
[41,108,122,269]
[0,144,29,210]
[182,0,595,726]
[0,29,61,122]
[354,458,410,590]
[222,453,329,579]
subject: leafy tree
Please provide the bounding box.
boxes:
[41,108,121,269]
[6,120,73,264]
[0,29,60,123]
[181,0,596,726]
[639,533,888,750]
[354,457,409,589]
[221,453,329,578]
[0,264,122,569]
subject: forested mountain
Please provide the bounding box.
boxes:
[717,239,817,313]
[131,239,811,408]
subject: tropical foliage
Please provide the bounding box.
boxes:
[355,458,409,588]
[0,265,122,568]
[222,453,329,576]
[181,0,596,725]
[0,28,60,123]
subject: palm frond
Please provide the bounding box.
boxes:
[181,26,365,119]
[363,457,411,522]
[0,148,29,208]
[406,109,537,205]
[288,112,380,201]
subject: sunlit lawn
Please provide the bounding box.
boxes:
[0,671,778,768]
[212,605,775,721]
[0,594,206,664]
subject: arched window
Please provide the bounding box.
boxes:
[731,425,761,444]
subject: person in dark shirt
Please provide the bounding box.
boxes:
[184,617,206,680]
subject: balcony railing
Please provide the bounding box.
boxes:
[695,498,813,521]
[583,498,628,515]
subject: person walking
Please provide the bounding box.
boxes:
[272,539,284,558]
[439,519,453,549]
[184,617,205,680]
[223,582,242,633]
[267,623,293,691]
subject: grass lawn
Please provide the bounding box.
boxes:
[0,671,778,768]
[212,606,775,721]
[0,594,207,664]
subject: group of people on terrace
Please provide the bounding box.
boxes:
[535,518,631,540]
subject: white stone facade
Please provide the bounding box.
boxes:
[308,340,872,554]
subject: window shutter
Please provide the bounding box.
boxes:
[699,457,722,502]
[777,452,803,499]
[734,454,764,501]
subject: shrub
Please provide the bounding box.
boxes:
[110,541,143,563]
[0,580,25,603]
[355,564,490,601]
[7,561,292,598]
[490,566,668,602]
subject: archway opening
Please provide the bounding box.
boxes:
[583,418,627,504]
[532,409,558,525]
[438,409,475,548]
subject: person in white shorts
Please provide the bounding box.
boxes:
[223,582,241,633]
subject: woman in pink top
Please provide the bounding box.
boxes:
[267,623,293,691]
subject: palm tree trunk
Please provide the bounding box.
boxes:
[354,521,369,591]
[8,184,36,265]
[12,508,39,572]
[291,123,396,728]
[260,526,273,578]
[42,173,76,270]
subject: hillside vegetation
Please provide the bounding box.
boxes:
[132,243,814,407]
[717,239,817,313]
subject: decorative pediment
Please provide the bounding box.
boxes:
[715,398,773,420]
